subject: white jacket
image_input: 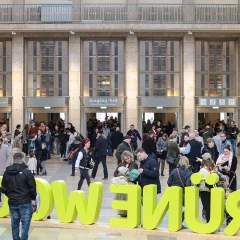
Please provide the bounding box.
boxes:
[28,157,37,171]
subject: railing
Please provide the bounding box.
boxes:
[0,4,239,24]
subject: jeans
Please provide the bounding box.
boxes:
[72,158,76,175]
[65,142,70,159]
[53,139,60,155]
[229,139,236,155]
[91,156,108,179]
[41,161,47,174]
[107,144,113,156]
[9,203,33,240]
[78,169,91,190]
[46,142,51,159]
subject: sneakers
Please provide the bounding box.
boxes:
[70,174,75,176]
[102,178,108,180]
[90,176,95,179]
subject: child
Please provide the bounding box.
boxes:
[27,151,37,175]
[40,142,48,176]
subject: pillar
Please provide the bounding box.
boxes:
[12,33,24,131]
[69,35,81,132]
[125,34,139,133]
[183,34,195,129]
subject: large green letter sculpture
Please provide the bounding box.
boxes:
[32,178,54,221]
[52,181,104,224]
[0,177,9,217]
[185,173,224,234]
[109,184,141,228]
[224,190,240,236]
[143,184,182,231]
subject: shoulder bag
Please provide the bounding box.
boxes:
[177,168,185,189]
[68,147,79,160]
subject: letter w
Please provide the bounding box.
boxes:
[52,181,104,224]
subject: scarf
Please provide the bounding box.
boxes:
[216,152,233,171]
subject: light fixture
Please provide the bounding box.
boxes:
[70,31,75,35]
[44,106,51,109]
[100,107,107,109]
[12,31,16,35]
[129,31,134,35]
[156,106,163,109]
[188,31,192,35]
[212,106,219,109]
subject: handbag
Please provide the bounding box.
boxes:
[177,168,185,189]
[166,155,176,165]
[68,148,79,160]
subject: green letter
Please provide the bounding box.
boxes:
[143,185,182,231]
[109,184,141,228]
[185,173,224,234]
[0,177,9,217]
[52,181,104,224]
[224,190,240,236]
[32,178,54,221]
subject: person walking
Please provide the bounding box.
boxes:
[1,152,36,240]
[69,135,81,176]
[40,142,48,176]
[110,127,123,161]
[227,121,239,155]
[22,124,29,156]
[27,151,37,175]
[126,124,142,152]
[75,138,94,190]
[91,131,108,180]
[156,133,168,176]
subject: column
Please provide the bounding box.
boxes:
[125,34,139,133]
[183,34,195,128]
[69,35,81,132]
[12,33,24,131]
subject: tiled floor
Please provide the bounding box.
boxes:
[0,155,240,239]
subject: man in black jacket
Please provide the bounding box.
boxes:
[127,124,142,152]
[1,153,36,240]
[110,127,123,161]
[115,136,134,165]
[227,121,239,155]
[91,131,108,180]
[135,148,161,194]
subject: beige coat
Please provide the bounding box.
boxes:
[0,144,12,175]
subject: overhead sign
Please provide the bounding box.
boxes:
[199,97,237,107]
[141,97,180,107]
[84,97,123,107]
[0,98,8,107]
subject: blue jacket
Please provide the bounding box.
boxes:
[167,165,192,188]
[138,155,161,194]
[34,137,42,155]
[94,136,107,158]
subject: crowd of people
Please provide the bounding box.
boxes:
[0,116,239,239]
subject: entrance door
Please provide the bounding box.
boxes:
[28,113,66,124]
[142,112,178,132]
[197,112,234,130]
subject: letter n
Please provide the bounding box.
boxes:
[52,181,104,224]
[143,185,182,231]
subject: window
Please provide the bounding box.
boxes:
[83,40,124,97]
[140,40,180,96]
[196,41,235,97]
[0,41,11,97]
[27,40,68,97]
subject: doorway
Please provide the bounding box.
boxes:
[197,112,234,130]
[28,113,66,125]
[142,112,178,133]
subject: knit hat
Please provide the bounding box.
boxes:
[81,138,90,148]
[202,153,212,161]
[118,166,129,175]
[123,135,131,140]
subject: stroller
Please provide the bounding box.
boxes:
[225,173,236,225]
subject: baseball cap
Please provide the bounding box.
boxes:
[202,153,212,161]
